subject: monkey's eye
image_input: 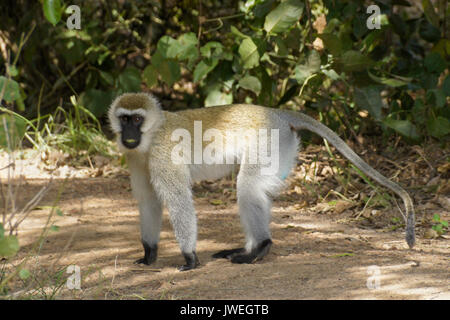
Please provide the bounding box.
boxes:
[132,115,143,125]
[119,115,129,124]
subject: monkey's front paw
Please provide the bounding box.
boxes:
[134,257,151,265]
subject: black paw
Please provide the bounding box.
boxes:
[134,257,152,265]
[135,242,157,265]
[179,251,200,271]
[230,239,272,264]
[212,248,244,259]
[230,253,257,264]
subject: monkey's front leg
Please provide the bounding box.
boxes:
[133,187,163,265]
[169,204,200,271]
[135,242,158,265]
[166,193,200,271]
[151,165,200,271]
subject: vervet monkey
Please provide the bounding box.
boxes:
[108,93,415,271]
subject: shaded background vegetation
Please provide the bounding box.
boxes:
[0,0,449,151]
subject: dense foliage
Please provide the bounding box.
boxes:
[0,0,449,146]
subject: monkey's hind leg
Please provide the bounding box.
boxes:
[165,187,200,271]
[226,170,279,264]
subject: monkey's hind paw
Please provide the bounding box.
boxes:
[230,239,272,264]
[179,251,200,271]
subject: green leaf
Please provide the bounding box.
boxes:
[432,39,450,59]
[432,224,443,233]
[239,38,260,69]
[209,199,223,205]
[230,26,249,39]
[142,65,159,88]
[419,73,438,89]
[254,0,276,18]
[0,76,21,103]
[422,0,439,28]
[354,86,383,120]
[432,213,440,222]
[238,75,261,95]
[0,114,27,149]
[419,19,441,42]
[424,52,446,74]
[205,89,233,107]
[322,69,341,81]
[43,0,62,26]
[383,118,420,140]
[81,89,114,118]
[156,36,179,59]
[56,208,64,217]
[50,225,60,232]
[7,66,18,77]
[368,71,412,87]
[427,117,450,138]
[339,51,373,72]
[99,71,114,86]
[176,33,198,63]
[426,89,446,108]
[157,33,198,63]
[273,37,288,56]
[442,221,449,228]
[193,59,218,83]
[330,253,354,258]
[318,33,343,56]
[200,42,224,59]
[151,50,164,66]
[294,50,321,84]
[442,75,450,96]
[264,0,304,34]
[118,67,142,92]
[159,60,181,86]
[0,235,19,258]
[19,269,31,280]
[412,99,426,124]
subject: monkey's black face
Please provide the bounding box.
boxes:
[119,114,144,149]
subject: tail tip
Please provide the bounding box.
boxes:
[406,232,415,249]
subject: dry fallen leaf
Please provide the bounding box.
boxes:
[334,200,355,214]
[437,162,450,174]
[423,228,439,239]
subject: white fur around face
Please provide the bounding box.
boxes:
[108,93,165,154]
[116,107,147,118]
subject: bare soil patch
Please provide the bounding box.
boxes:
[1,143,449,300]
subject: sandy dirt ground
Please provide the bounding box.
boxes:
[1,146,449,300]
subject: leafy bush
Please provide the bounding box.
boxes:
[0,0,448,145]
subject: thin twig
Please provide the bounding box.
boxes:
[356,191,375,219]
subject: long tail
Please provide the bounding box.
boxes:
[286,110,415,248]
